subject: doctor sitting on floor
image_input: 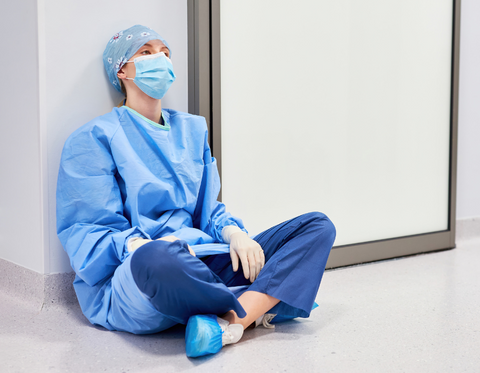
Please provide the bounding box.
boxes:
[56,24,336,358]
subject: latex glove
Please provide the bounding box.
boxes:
[157,235,196,257]
[223,226,265,282]
[127,237,152,252]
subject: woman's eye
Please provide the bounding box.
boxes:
[141,50,151,55]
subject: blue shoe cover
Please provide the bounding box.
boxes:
[185,314,223,358]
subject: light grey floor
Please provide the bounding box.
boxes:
[1,239,479,373]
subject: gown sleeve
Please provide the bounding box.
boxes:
[192,130,247,243]
[56,124,148,287]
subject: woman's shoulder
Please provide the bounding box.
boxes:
[65,107,123,148]
[76,107,123,134]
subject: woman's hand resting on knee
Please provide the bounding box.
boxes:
[157,235,196,257]
[228,231,265,283]
[127,237,152,252]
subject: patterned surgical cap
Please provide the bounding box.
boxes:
[103,24,171,94]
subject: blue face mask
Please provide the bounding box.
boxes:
[126,52,176,99]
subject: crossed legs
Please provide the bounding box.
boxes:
[221,291,280,329]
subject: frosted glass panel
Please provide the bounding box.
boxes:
[220,0,452,246]
[221,0,453,245]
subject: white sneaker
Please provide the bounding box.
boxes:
[216,317,244,346]
[255,313,277,329]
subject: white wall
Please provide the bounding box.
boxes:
[0,0,44,273]
[457,0,480,220]
[0,0,188,274]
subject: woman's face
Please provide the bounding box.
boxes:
[118,39,171,81]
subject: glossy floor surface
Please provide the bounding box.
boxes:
[1,238,479,373]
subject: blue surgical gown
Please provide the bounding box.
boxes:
[57,107,246,329]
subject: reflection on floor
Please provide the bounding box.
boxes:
[1,238,479,373]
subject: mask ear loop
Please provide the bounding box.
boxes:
[121,60,135,81]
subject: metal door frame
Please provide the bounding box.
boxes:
[187,0,460,268]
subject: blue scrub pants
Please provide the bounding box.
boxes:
[109,212,335,334]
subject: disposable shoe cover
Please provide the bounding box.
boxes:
[185,314,223,358]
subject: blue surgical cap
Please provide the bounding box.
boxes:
[103,25,171,94]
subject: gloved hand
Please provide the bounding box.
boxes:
[127,237,152,252]
[157,235,196,257]
[223,226,265,282]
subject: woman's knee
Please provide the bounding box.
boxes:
[302,211,336,240]
[130,239,191,289]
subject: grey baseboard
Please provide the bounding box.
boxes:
[456,216,480,243]
[0,258,76,308]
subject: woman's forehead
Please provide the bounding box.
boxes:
[140,40,168,49]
